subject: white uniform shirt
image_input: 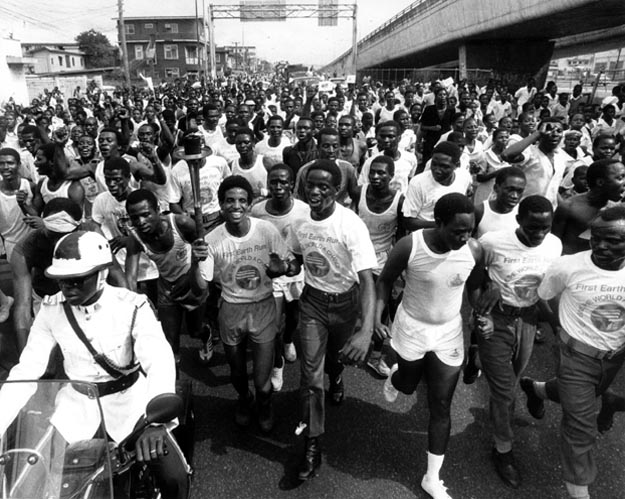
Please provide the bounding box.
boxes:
[0,285,176,444]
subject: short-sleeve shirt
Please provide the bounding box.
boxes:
[538,251,625,351]
[199,218,290,304]
[516,145,568,208]
[168,156,230,216]
[480,230,562,308]
[402,169,472,221]
[292,204,377,294]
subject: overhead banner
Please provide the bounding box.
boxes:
[318,0,338,26]
[240,0,286,22]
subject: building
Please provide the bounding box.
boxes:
[23,44,86,74]
[123,16,205,80]
[1,37,35,105]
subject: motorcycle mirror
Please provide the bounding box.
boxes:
[145,393,183,425]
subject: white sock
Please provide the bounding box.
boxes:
[565,482,590,499]
[425,451,444,482]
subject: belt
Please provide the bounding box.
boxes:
[495,301,535,317]
[559,329,625,360]
[304,284,358,303]
[73,370,140,398]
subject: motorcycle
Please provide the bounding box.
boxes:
[0,380,193,499]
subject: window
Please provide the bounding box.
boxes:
[125,24,135,35]
[144,23,154,29]
[164,23,178,33]
[58,56,63,66]
[164,44,178,60]
[65,55,71,67]
[185,46,198,65]
[50,57,54,65]
[135,45,144,60]
[165,67,180,78]
[72,57,75,67]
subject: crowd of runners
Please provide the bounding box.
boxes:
[0,72,624,499]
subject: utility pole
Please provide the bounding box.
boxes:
[118,0,131,86]
[203,0,209,79]
[208,3,217,79]
[351,3,357,75]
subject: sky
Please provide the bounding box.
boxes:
[1,0,415,66]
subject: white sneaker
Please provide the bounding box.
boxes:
[197,338,214,365]
[271,366,284,392]
[383,364,399,403]
[284,342,297,362]
[421,475,453,499]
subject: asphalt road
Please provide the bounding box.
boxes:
[179,328,625,499]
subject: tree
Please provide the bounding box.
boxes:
[75,30,116,68]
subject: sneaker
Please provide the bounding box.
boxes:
[463,345,481,385]
[271,366,284,392]
[383,364,399,403]
[520,377,545,419]
[421,474,453,499]
[284,342,297,363]
[0,296,13,323]
[367,356,391,378]
[235,391,254,427]
[197,338,214,365]
[257,396,274,433]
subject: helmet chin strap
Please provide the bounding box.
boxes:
[95,269,109,292]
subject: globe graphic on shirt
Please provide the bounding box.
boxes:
[305,251,330,277]
[235,264,261,290]
[511,274,543,302]
[590,303,625,332]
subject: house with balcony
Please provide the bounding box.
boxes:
[123,16,206,80]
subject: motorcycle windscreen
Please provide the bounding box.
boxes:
[0,380,114,499]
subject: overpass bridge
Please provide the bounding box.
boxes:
[323,0,625,85]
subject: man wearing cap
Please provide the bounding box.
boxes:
[0,230,190,499]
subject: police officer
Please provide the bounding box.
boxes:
[0,231,190,499]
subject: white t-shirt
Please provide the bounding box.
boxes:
[255,136,291,169]
[480,230,562,308]
[359,149,418,195]
[402,169,472,221]
[292,204,377,294]
[199,218,290,304]
[212,139,240,166]
[538,251,625,351]
[168,156,230,216]
[516,145,568,208]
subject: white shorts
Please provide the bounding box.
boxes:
[390,303,464,367]
[272,271,305,302]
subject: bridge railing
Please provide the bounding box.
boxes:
[359,67,495,86]
[323,0,444,70]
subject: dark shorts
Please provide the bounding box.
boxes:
[218,295,277,346]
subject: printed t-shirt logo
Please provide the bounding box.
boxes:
[511,274,542,302]
[305,251,330,277]
[234,264,261,290]
[447,273,465,287]
[590,303,625,332]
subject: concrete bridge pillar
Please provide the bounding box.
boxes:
[458,39,555,88]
